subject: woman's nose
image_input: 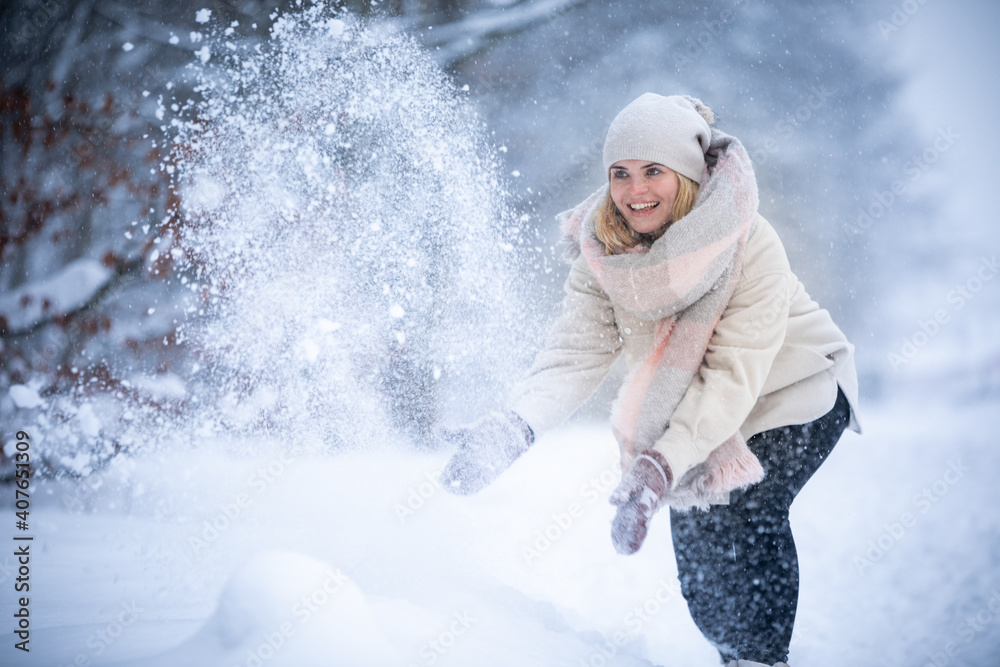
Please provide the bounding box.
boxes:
[629,178,647,195]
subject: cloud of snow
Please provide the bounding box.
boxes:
[155,6,534,460]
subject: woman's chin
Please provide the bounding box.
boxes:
[627,217,670,235]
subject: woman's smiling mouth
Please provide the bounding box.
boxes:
[629,201,659,212]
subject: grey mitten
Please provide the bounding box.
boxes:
[609,451,672,555]
[439,410,533,495]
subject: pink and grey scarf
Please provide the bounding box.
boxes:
[561,129,765,510]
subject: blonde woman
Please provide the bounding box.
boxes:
[438,93,860,667]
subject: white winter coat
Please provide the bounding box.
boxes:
[509,214,861,485]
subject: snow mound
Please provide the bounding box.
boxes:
[131,551,400,667]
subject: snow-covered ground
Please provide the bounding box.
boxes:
[1,387,998,666]
[2,2,999,666]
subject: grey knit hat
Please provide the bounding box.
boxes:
[602,93,715,184]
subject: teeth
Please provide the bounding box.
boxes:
[630,202,658,211]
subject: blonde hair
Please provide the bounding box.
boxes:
[594,172,699,255]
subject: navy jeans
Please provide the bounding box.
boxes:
[669,388,850,663]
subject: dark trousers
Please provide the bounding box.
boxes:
[669,388,850,664]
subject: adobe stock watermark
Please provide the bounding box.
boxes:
[844,126,959,240]
[579,578,682,667]
[672,0,750,70]
[527,137,604,211]
[56,600,144,667]
[394,468,444,524]
[745,284,791,342]
[188,451,296,555]
[407,611,476,666]
[887,255,998,370]
[521,457,623,565]
[5,0,72,52]
[876,0,931,40]
[853,459,968,575]
[750,85,836,168]
[233,568,348,667]
[924,589,1000,667]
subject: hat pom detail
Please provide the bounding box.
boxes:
[682,95,715,126]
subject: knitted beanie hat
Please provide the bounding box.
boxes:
[602,93,715,184]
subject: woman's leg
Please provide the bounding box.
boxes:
[670,388,850,663]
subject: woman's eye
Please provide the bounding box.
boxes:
[612,170,628,179]
[646,168,661,177]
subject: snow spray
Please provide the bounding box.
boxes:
[157,5,532,456]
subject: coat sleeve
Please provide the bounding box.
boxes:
[508,255,624,436]
[651,270,791,483]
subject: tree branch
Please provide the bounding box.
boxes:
[0,254,145,339]
[418,0,591,67]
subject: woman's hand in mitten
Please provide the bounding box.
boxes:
[609,451,672,555]
[438,411,534,495]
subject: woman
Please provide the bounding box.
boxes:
[438,93,860,667]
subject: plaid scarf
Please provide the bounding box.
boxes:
[561,129,765,510]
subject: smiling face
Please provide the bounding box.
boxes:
[608,160,680,235]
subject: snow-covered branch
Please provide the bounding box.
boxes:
[420,0,590,66]
[47,0,96,103]
[0,258,116,337]
[93,1,195,47]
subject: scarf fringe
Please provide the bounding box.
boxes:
[663,434,765,511]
